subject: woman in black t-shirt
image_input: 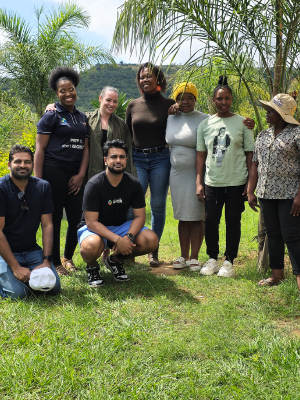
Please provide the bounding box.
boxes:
[34,67,89,275]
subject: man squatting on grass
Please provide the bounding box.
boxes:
[0,145,60,299]
[77,139,159,286]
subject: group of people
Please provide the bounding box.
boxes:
[1,62,300,300]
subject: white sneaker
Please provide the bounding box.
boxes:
[173,257,187,269]
[200,258,219,275]
[186,259,201,272]
[217,260,235,278]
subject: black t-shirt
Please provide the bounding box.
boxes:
[81,172,145,227]
[0,175,54,253]
[37,103,89,173]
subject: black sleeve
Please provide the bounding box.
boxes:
[42,182,55,214]
[0,186,7,217]
[131,180,146,209]
[82,181,100,212]
[37,111,57,135]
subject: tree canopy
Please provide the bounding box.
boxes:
[0,2,115,116]
[112,0,300,130]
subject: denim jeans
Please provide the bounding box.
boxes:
[259,198,300,275]
[204,184,246,262]
[133,148,171,241]
[0,249,61,299]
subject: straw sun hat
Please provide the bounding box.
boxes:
[259,93,299,125]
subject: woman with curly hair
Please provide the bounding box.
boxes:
[126,62,175,265]
[34,67,89,275]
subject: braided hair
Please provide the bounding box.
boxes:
[213,76,232,98]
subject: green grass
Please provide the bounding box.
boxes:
[1,197,300,399]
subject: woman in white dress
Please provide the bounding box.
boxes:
[166,82,209,270]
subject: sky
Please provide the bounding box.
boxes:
[0,0,193,65]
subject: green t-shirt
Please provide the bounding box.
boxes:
[196,114,254,187]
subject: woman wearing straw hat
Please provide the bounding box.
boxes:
[166,82,209,270]
[247,93,300,290]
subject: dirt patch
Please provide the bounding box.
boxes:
[149,262,183,276]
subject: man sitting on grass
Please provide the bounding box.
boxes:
[78,139,158,286]
[0,145,60,299]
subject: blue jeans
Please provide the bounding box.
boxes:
[0,249,61,299]
[133,148,170,241]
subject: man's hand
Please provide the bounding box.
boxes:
[68,174,84,195]
[196,184,205,203]
[291,194,300,216]
[13,266,31,282]
[243,118,255,129]
[248,193,260,212]
[113,236,136,256]
[32,260,52,271]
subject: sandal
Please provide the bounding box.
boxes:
[55,264,70,276]
[258,278,282,287]
[186,259,201,272]
[61,258,78,272]
[173,257,187,269]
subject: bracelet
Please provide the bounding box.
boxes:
[116,236,121,244]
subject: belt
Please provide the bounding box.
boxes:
[133,144,168,154]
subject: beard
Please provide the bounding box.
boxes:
[107,164,125,175]
[11,168,32,180]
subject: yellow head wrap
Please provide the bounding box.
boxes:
[172,82,198,101]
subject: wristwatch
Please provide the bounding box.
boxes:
[43,255,53,262]
[125,233,135,242]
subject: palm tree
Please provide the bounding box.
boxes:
[112,0,300,130]
[112,0,300,271]
[0,3,115,116]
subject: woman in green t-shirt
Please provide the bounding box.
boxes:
[196,76,254,277]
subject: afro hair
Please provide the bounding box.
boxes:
[49,66,80,91]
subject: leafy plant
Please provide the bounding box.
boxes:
[0,3,115,116]
[112,0,300,130]
[90,91,132,120]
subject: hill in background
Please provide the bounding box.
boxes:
[76,63,180,112]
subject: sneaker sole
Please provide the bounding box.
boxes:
[200,268,219,276]
[217,272,235,278]
[190,266,201,272]
[88,281,104,287]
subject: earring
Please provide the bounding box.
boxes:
[156,84,162,91]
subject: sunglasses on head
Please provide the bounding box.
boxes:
[18,191,29,211]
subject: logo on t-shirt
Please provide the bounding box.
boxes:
[108,198,123,206]
[60,118,69,126]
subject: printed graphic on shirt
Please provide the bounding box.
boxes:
[62,138,84,150]
[108,198,123,205]
[212,127,231,167]
[60,118,69,126]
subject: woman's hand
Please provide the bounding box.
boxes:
[168,103,180,115]
[45,103,56,112]
[248,193,259,212]
[290,194,300,216]
[196,184,205,203]
[243,118,255,130]
[68,174,84,195]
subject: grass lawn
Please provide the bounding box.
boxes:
[1,196,300,399]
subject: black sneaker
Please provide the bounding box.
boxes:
[86,265,104,287]
[104,256,130,282]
